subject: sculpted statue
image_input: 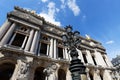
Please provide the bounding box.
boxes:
[43,62,58,76]
[17,61,31,79]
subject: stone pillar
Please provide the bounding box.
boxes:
[0,20,12,40]
[53,39,56,59]
[21,36,28,49]
[30,30,40,54]
[0,23,16,46]
[25,29,34,51]
[8,33,16,45]
[49,38,54,58]
[86,50,94,65]
[77,49,84,63]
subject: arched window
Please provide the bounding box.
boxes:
[0,63,15,80]
[34,67,46,80]
[58,69,66,80]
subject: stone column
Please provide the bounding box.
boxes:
[49,38,54,58]
[21,36,28,49]
[77,49,85,63]
[53,39,56,59]
[0,20,12,40]
[8,33,16,45]
[0,23,16,46]
[25,29,34,51]
[86,50,94,65]
[30,30,40,54]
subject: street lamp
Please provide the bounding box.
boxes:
[62,25,86,80]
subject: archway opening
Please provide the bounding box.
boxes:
[0,63,15,80]
[58,69,66,80]
[34,67,46,80]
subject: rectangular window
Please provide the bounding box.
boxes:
[82,54,87,63]
[40,43,47,55]
[11,33,25,47]
[58,47,63,58]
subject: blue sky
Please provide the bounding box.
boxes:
[0,0,120,60]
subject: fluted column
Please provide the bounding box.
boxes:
[53,39,56,59]
[0,20,12,40]
[30,30,40,54]
[49,38,54,58]
[25,29,34,51]
[0,23,16,46]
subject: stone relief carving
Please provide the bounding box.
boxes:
[43,62,59,76]
[17,60,31,79]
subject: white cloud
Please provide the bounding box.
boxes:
[106,40,114,44]
[67,0,80,16]
[41,0,48,3]
[60,0,66,9]
[39,2,61,26]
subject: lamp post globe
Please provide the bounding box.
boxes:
[62,25,86,80]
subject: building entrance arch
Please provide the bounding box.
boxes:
[34,67,46,80]
[0,63,15,80]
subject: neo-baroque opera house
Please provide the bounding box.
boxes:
[0,6,116,80]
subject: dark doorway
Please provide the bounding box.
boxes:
[0,63,15,80]
[34,67,46,80]
[58,69,66,80]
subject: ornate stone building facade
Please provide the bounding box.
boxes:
[111,55,120,80]
[0,6,116,80]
